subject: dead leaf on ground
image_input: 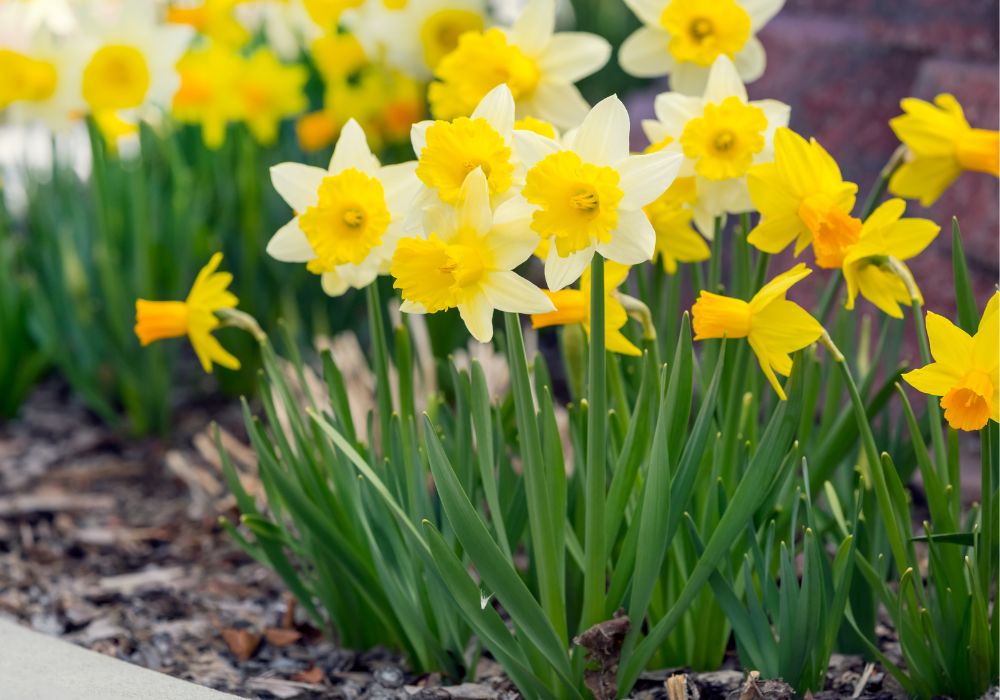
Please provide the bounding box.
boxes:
[222,627,261,662]
[265,627,302,646]
[291,665,324,683]
[573,609,631,700]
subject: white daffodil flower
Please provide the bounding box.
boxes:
[428,0,611,129]
[641,55,789,236]
[268,118,420,297]
[619,0,784,95]
[514,94,684,290]
[391,167,554,343]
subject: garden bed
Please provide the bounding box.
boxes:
[1,382,913,700]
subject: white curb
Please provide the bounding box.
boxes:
[0,618,244,700]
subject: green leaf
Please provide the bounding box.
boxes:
[950,218,979,334]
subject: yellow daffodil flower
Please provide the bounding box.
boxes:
[268,118,420,296]
[642,56,789,236]
[644,176,711,273]
[692,263,822,399]
[620,0,783,95]
[238,48,308,146]
[888,94,1000,206]
[427,0,611,128]
[532,261,642,356]
[841,199,939,318]
[134,253,240,373]
[903,292,999,431]
[517,95,683,290]
[172,43,244,149]
[296,110,340,152]
[167,0,250,47]
[391,168,554,342]
[310,32,367,83]
[413,84,519,206]
[746,127,860,266]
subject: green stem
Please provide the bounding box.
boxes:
[820,331,910,574]
[582,254,607,628]
[887,257,949,479]
[980,427,994,598]
[366,283,394,456]
[708,217,723,292]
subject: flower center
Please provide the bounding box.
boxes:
[134,300,190,345]
[391,233,492,312]
[797,193,863,268]
[428,28,540,120]
[691,292,752,339]
[82,44,151,112]
[298,168,391,267]
[523,151,623,257]
[416,116,513,203]
[940,370,994,431]
[660,0,751,66]
[680,96,768,181]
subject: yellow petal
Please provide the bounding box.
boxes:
[879,217,940,261]
[888,157,960,207]
[973,291,1000,371]
[925,310,973,369]
[902,363,961,397]
[749,263,811,313]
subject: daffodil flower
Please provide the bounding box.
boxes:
[642,56,789,236]
[888,94,1000,206]
[0,34,87,131]
[412,84,518,207]
[134,253,241,373]
[173,43,245,149]
[391,168,554,343]
[841,199,939,319]
[746,127,860,267]
[903,292,999,431]
[166,0,250,47]
[692,263,822,399]
[619,0,784,95]
[516,94,684,290]
[80,4,192,137]
[346,0,487,79]
[268,118,420,296]
[427,0,612,128]
[531,261,642,356]
[237,48,308,146]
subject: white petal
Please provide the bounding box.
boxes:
[692,205,720,239]
[329,118,379,175]
[267,218,316,262]
[472,84,515,139]
[410,120,432,155]
[669,61,710,96]
[618,27,673,78]
[756,98,791,136]
[641,119,673,147]
[338,262,379,287]
[270,162,326,212]
[652,92,704,132]
[573,94,630,167]
[703,56,747,103]
[509,0,554,55]
[545,246,594,290]
[623,0,666,25]
[741,0,784,29]
[482,271,554,314]
[458,168,493,235]
[379,161,420,214]
[522,82,591,130]
[537,33,611,83]
[733,36,766,84]
[513,129,562,170]
[321,271,350,297]
[458,294,496,343]
[400,299,428,314]
[598,209,656,264]
[618,149,684,209]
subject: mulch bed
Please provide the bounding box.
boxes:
[0,382,910,699]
